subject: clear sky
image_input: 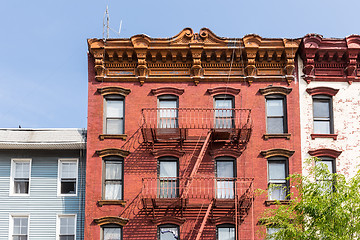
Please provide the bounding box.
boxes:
[0,0,358,128]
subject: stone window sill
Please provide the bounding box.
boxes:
[98,200,126,207]
[265,200,290,206]
[99,134,127,141]
[311,134,337,140]
[263,133,291,140]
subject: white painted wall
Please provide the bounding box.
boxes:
[298,56,360,178]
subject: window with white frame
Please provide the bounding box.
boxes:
[105,95,125,134]
[11,216,29,240]
[102,225,122,240]
[268,157,288,200]
[103,157,123,200]
[58,215,76,240]
[58,159,78,195]
[11,159,31,195]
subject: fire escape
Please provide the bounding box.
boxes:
[120,107,254,239]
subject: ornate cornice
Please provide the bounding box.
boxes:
[150,87,184,96]
[94,216,129,226]
[207,87,240,96]
[300,34,360,84]
[308,148,342,158]
[88,28,300,85]
[97,87,131,96]
[306,87,339,96]
[260,149,295,158]
[96,148,130,158]
[150,217,185,225]
[259,86,292,96]
[151,148,185,158]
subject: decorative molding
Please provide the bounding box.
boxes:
[96,148,130,158]
[306,87,339,96]
[263,133,291,140]
[209,148,243,158]
[99,134,127,141]
[150,217,185,225]
[97,87,131,96]
[209,216,235,225]
[207,87,240,96]
[259,86,292,96]
[94,216,129,226]
[308,148,342,158]
[260,148,295,158]
[97,200,126,207]
[311,134,338,140]
[151,148,185,158]
[150,87,184,96]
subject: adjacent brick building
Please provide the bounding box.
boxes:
[298,34,360,178]
[86,28,302,240]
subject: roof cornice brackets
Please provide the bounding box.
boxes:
[97,87,131,96]
[151,87,184,96]
[243,34,262,86]
[96,148,130,158]
[345,35,360,84]
[207,87,240,96]
[131,36,150,86]
[259,86,292,96]
[306,87,339,96]
[94,216,129,226]
[190,44,204,85]
[260,148,295,158]
[308,148,342,158]
[301,34,322,84]
[88,39,106,80]
[283,39,301,85]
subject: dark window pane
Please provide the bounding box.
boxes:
[59,236,75,240]
[314,121,330,134]
[13,236,27,240]
[61,180,76,194]
[14,180,29,194]
[267,117,284,134]
[314,100,330,118]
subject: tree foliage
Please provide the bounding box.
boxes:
[260,157,360,240]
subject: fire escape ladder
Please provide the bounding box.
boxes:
[195,199,214,240]
[181,130,213,199]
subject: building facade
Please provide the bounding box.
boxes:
[86,28,302,240]
[0,128,86,240]
[298,34,360,178]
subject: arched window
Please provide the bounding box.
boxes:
[215,157,236,199]
[158,224,179,240]
[216,224,235,240]
[102,224,122,240]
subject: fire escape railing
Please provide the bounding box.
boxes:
[141,108,252,130]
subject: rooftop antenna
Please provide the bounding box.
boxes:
[103,6,122,40]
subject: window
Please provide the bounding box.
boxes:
[11,159,31,195]
[214,95,234,129]
[316,157,335,191]
[158,224,179,240]
[102,225,122,240]
[11,216,28,240]
[216,157,235,199]
[103,157,123,200]
[268,157,288,200]
[58,159,78,195]
[313,95,333,134]
[267,227,281,240]
[158,157,178,198]
[58,215,76,240]
[105,95,124,134]
[217,224,235,240]
[266,95,287,134]
[158,95,178,128]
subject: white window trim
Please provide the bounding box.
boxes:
[9,214,30,240]
[57,158,79,197]
[9,158,32,197]
[56,214,77,240]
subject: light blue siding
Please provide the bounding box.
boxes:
[0,150,86,240]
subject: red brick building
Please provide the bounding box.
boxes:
[85,28,301,240]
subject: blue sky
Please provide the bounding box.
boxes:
[0,0,358,128]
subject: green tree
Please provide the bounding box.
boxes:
[260,157,360,240]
